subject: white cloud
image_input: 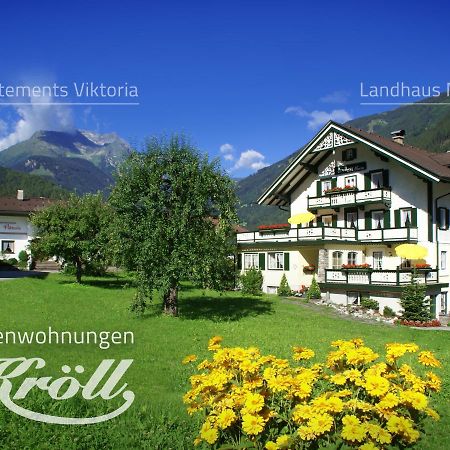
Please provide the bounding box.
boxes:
[0,94,74,151]
[0,119,7,135]
[224,153,234,161]
[285,106,352,130]
[232,149,268,172]
[220,143,234,154]
[319,90,350,104]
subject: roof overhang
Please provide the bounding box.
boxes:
[258,121,441,206]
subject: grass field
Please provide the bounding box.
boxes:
[0,273,448,449]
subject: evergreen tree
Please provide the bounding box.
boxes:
[306,275,321,300]
[400,270,431,321]
[278,273,291,296]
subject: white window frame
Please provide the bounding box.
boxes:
[1,240,15,254]
[332,251,343,269]
[244,253,259,270]
[347,251,357,266]
[344,175,357,188]
[440,292,448,314]
[371,210,384,229]
[441,251,447,271]
[370,171,383,189]
[400,208,413,227]
[345,210,358,228]
[322,179,332,195]
[373,251,383,270]
[321,214,333,227]
[268,252,284,270]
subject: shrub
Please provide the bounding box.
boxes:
[360,297,379,311]
[306,275,321,300]
[17,250,29,269]
[240,268,263,296]
[400,271,431,322]
[183,337,442,449]
[278,273,291,296]
[383,306,396,318]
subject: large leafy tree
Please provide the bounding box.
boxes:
[109,135,238,316]
[30,193,111,283]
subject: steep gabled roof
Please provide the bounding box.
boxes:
[259,121,450,206]
[0,197,55,215]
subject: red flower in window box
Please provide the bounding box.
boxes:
[257,223,290,231]
[341,263,371,269]
[414,263,431,269]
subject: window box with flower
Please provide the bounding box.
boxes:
[303,265,315,273]
[341,263,371,271]
[257,223,291,233]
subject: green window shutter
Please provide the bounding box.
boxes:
[384,210,391,228]
[284,253,290,271]
[364,173,371,190]
[411,208,418,227]
[237,254,242,270]
[316,180,322,196]
[332,215,337,227]
[259,253,265,270]
[383,169,389,187]
[365,211,371,229]
[317,215,323,226]
[446,208,450,230]
[331,178,337,189]
[395,209,400,228]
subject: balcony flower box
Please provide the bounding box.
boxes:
[414,263,432,272]
[303,265,315,273]
[323,185,358,195]
[257,223,290,233]
[341,263,371,271]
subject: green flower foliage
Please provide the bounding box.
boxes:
[109,135,239,315]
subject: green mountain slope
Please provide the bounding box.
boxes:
[237,94,450,229]
[0,166,70,199]
[0,130,130,193]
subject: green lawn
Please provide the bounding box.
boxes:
[0,273,448,449]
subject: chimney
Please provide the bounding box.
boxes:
[391,129,405,145]
[17,190,24,201]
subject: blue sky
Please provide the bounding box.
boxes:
[1,0,449,176]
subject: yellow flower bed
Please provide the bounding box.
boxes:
[183,337,441,449]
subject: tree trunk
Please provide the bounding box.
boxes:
[163,285,178,316]
[75,258,82,284]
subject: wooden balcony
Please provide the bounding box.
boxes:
[236,226,418,244]
[308,187,391,210]
[324,268,438,286]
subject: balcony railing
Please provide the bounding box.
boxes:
[324,268,438,286]
[236,226,418,244]
[308,187,391,209]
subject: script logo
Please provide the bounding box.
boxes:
[0,357,134,424]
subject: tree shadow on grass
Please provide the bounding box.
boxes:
[179,295,274,322]
[58,276,134,290]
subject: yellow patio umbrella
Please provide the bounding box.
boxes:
[288,212,316,225]
[395,243,428,259]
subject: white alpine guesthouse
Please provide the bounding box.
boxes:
[236,121,450,320]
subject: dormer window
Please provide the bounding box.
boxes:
[342,148,356,161]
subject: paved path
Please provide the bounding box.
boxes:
[0,270,48,281]
[410,326,450,331]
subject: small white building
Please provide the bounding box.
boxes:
[0,190,53,261]
[236,121,450,320]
